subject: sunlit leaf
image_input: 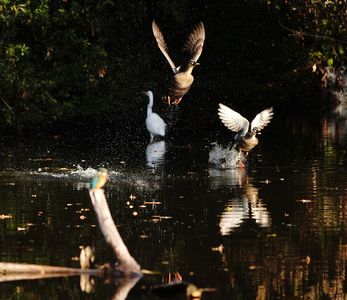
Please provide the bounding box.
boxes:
[338,45,344,55]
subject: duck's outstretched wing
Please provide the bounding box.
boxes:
[152,20,177,73]
[183,21,205,63]
[250,108,274,132]
[218,103,249,137]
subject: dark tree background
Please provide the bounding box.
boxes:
[0,0,345,135]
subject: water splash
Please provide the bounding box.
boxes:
[208,143,244,168]
[28,165,120,179]
[24,165,161,191]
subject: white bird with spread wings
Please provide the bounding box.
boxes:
[218,103,274,158]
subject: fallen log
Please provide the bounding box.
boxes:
[0,262,101,283]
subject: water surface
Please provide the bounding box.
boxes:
[1,100,347,299]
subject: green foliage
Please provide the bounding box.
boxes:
[0,0,147,129]
[0,0,345,131]
[263,0,347,68]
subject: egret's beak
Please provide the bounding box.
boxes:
[141,91,147,95]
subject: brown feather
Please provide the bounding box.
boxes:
[167,72,194,102]
[236,135,259,153]
[183,22,205,63]
[152,19,177,73]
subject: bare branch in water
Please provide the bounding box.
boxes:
[89,188,142,277]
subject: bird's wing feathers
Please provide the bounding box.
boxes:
[152,20,177,73]
[218,103,249,136]
[250,107,274,132]
[183,22,205,63]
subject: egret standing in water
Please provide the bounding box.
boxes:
[90,168,108,189]
[143,90,167,143]
[152,20,205,105]
[218,103,274,165]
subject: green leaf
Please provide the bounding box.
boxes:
[338,45,344,55]
[327,58,334,66]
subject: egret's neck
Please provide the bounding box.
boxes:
[147,92,154,116]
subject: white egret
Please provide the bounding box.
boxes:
[143,90,167,143]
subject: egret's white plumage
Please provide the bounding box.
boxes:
[143,90,167,142]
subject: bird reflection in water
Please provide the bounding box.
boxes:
[322,96,347,144]
[209,167,271,235]
[146,140,166,168]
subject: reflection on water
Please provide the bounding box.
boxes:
[146,141,166,168]
[322,99,347,144]
[209,167,271,235]
[208,167,244,189]
[219,185,271,235]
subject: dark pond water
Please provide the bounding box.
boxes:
[1,98,347,299]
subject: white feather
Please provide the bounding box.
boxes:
[218,103,249,136]
[250,107,274,131]
[146,113,166,137]
[218,103,273,136]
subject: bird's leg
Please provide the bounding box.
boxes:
[173,97,183,105]
[163,96,171,106]
[162,96,171,106]
[150,134,154,143]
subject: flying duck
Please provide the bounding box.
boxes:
[152,20,205,105]
[218,103,274,160]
